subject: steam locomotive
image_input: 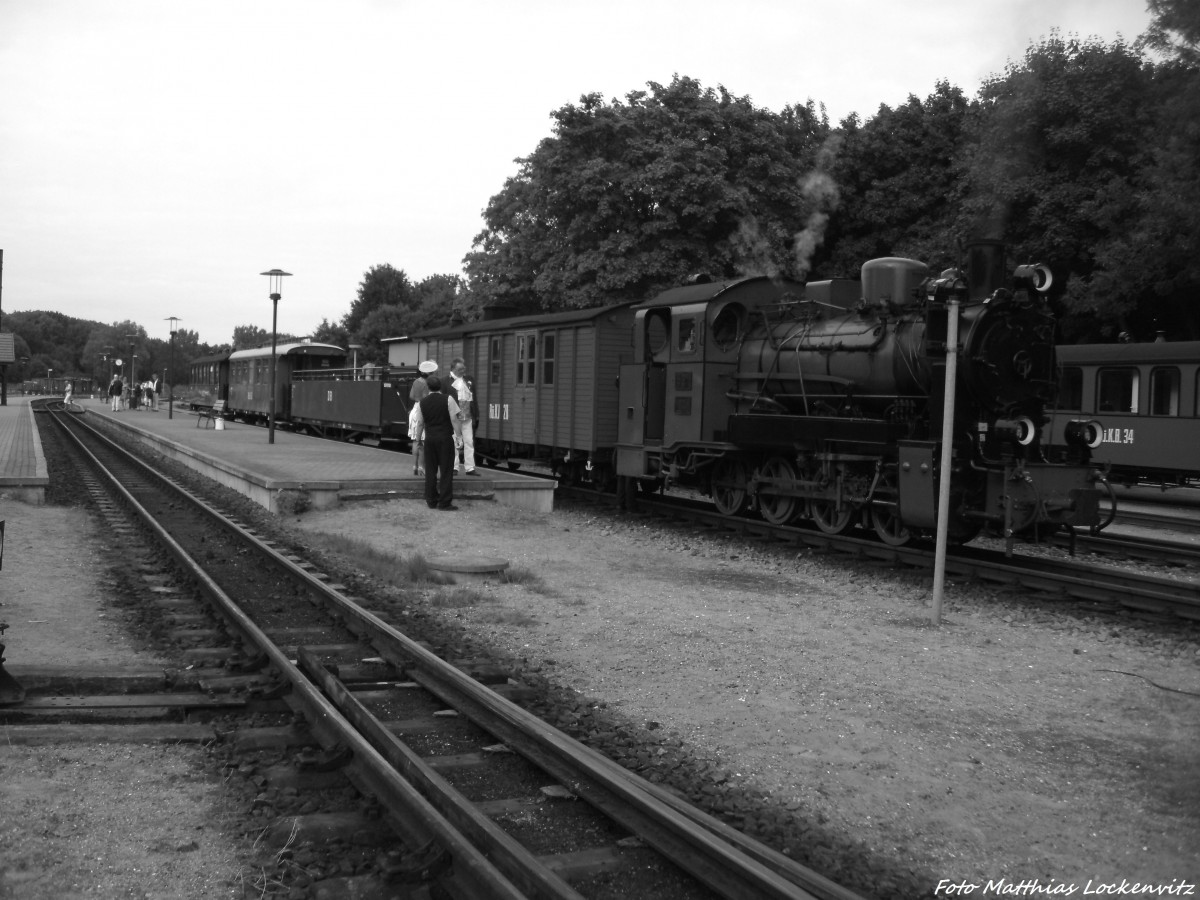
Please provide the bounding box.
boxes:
[611,241,1107,543]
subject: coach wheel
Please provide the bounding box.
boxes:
[711,458,750,516]
[758,456,799,525]
[870,472,910,546]
[506,461,522,471]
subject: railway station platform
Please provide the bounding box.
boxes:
[0,399,49,504]
[76,398,554,515]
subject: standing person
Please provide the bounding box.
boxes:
[63,380,73,407]
[108,375,123,412]
[148,373,160,411]
[411,375,464,511]
[449,357,479,475]
[408,360,437,476]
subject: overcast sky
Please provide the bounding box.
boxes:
[1,0,1154,348]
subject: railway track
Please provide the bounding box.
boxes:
[597,489,1200,622]
[4,405,867,900]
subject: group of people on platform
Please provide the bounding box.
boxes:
[106,374,164,412]
[407,357,479,511]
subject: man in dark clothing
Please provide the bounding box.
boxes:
[412,375,464,510]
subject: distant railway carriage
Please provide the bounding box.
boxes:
[226,342,344,425]
[1048,340,1200,485]
[290,365,418,443]
[179,352,230,410]
[414,302,638,485]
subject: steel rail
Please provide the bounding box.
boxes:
[47,411,547,900]
[56,410,865,900]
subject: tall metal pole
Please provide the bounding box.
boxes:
[269,294,279,444]
[168,333,175,419]
[930,298,961,625]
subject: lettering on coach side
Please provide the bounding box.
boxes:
[1101,427,1135,445]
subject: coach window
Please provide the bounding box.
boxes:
[490,337,501,385]
[1150,367,1180,416]
[542,334,555,385]
[1097,367,1138,413]
[516,332,537,385]
[1055,367,1082,411]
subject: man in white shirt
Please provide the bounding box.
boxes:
[449,357,479,475]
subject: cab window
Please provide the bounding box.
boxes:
[677,317,698,354]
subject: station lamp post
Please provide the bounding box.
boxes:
[165,317,179,419]
[348,343,362,379]
[260,269,292,444]
[125,334,138,401]
[47,368,53,394]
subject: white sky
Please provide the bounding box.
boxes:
[0,0,1154,347]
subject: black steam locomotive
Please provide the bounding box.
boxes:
[611,241,1107,544]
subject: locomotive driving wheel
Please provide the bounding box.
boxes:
[808,498,854,534]
[711,457,750,516]
[757,456,799,525]
[869,470,911,546]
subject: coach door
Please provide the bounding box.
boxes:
[513,331,539,446]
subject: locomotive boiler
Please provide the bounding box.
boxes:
[615,241,1108,544]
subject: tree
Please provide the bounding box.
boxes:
[312,318,349,348]
[345,265,413,334]
[956,33,1161,339]
[464,76,832,312]
[1141,0,1200,65]
[232,325,269,349]
[822,81,971,278]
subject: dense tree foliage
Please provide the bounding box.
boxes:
[822,81,970,278]
[464,77,832,313]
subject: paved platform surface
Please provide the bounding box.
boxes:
[0,398,49,504]
[83,397,553,513]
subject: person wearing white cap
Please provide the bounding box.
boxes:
[408,361,438,476]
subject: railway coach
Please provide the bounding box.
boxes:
[1048,339,1200,486]
[413,303,638,487]
[178,352,230,411]
[225,342,344,425]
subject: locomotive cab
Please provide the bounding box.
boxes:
[616,275,804,484]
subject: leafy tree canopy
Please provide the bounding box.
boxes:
[344,264,413,334]
[464,76,832,313]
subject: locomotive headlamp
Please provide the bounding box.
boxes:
[994,417,1037,446]
[1013,263,1054,293]
[1064,419,1104,450]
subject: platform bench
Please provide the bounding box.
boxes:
[195,400,227,428]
